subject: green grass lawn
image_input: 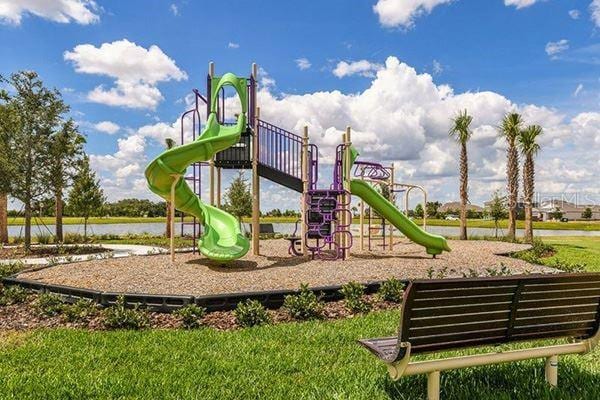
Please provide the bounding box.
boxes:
[0,312,598,400]
[7,216,300,226]
[540,236,600,272]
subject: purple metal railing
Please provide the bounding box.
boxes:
[257,120,318,189]
[353,161,390,181]
[179,90,209,253]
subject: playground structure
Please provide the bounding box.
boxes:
[145,63,450,262]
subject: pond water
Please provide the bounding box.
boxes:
[8,222,600,238]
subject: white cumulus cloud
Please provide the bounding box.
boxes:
[591,0,600,27]
[94,121,120,134]
[545,39,569,57]
[228,42,240,49]
[504,0,540,9]
[64,39,187,110]
[333,60,383,78]
[568,9,580,19]
[0,0,99,25]
[373,0,454,28]
[295,58,311,70]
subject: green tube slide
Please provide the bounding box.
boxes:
[346,146,450,256]
[144,73,250,262]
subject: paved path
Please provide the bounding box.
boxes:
[0,244,172,266]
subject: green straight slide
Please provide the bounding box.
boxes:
[350,179,451,256]
[145,73,249,262]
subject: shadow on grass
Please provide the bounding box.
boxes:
[381,360,600,400]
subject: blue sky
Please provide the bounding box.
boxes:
[1,0,599,210]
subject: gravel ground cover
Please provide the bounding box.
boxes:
[14,239,551,296]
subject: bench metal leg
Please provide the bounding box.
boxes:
[427,371,440,400]
[545,355,558,387]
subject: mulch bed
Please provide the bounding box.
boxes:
[0,293,396,332]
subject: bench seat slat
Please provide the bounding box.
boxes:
[412,302,510,318]
[516,304,598,318]
[409,319,509,337]
[414,286,518,299]
[521,281,600,292]
[520,288,600,301]
[515,312,598,326]
[413,294,514,308]
[411,311,511,328]
[512,321,596,335]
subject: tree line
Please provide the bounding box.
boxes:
[450,111,543,243]
[0,71,104,249]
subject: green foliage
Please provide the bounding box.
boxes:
[174,304,206,329]
[0,285,29,305]
[222,171,252,222]
[413,203,424,218]
[339,281,371,313]
[67,156,105,238]
[233,299,271,327]
[34,293,64,317]
[514,238,555,264]
[547,259,586,273]
[102,296,149,330]
[425,201,442,219]
[487,191,507,237]
[0,71,70,250]
[283,284,323,320]
[0,261,24,279]
[581,207,593,220]
[63,232,87,244]
[549,207,564,221]
[103,198,167,218]
[61,299,100,323]
[36,232,54,244]
[378,278,405,303]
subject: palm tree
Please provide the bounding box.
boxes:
[518,125,542,243]
[499,113,523,240]
[449,109,473,240]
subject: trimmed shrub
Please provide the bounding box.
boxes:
[339,281,371,313]
[234,299,271,327]
[103,296,149,330]
[36,233,54,245]
[62,299,100,323]
[283,284,323,320]
[34,293,64,317]
[174,304,206,329]
[378,278,405,303]
[0,285,29,306]
[63,232,86,244]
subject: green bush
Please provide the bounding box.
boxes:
[283,284,323,320]
[36,233,54,245]
[233,299,271,327]
[378,278,405,303]
[63,232,87,244]
[62,299,100,323]
[339,281,371,313]
[102,296,149,330]
[34,293,65,317]
[174,304,206,329]
[0,285,29,305]
[0,262,24,280]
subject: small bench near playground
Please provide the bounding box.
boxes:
[360,273,600,400]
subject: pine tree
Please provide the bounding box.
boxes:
[68,157,105,239]
[223,171,252,223]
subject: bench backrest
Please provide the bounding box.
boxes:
[399,273,600,355]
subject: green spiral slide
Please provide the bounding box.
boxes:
[145,73,250,262]
[347,148,451,256]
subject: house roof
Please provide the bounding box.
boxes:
[439,202,484,212]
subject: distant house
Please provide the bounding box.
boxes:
[534,200,600,221]
[439,202,484,213]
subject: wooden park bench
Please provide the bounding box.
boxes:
[359,273,600,400]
